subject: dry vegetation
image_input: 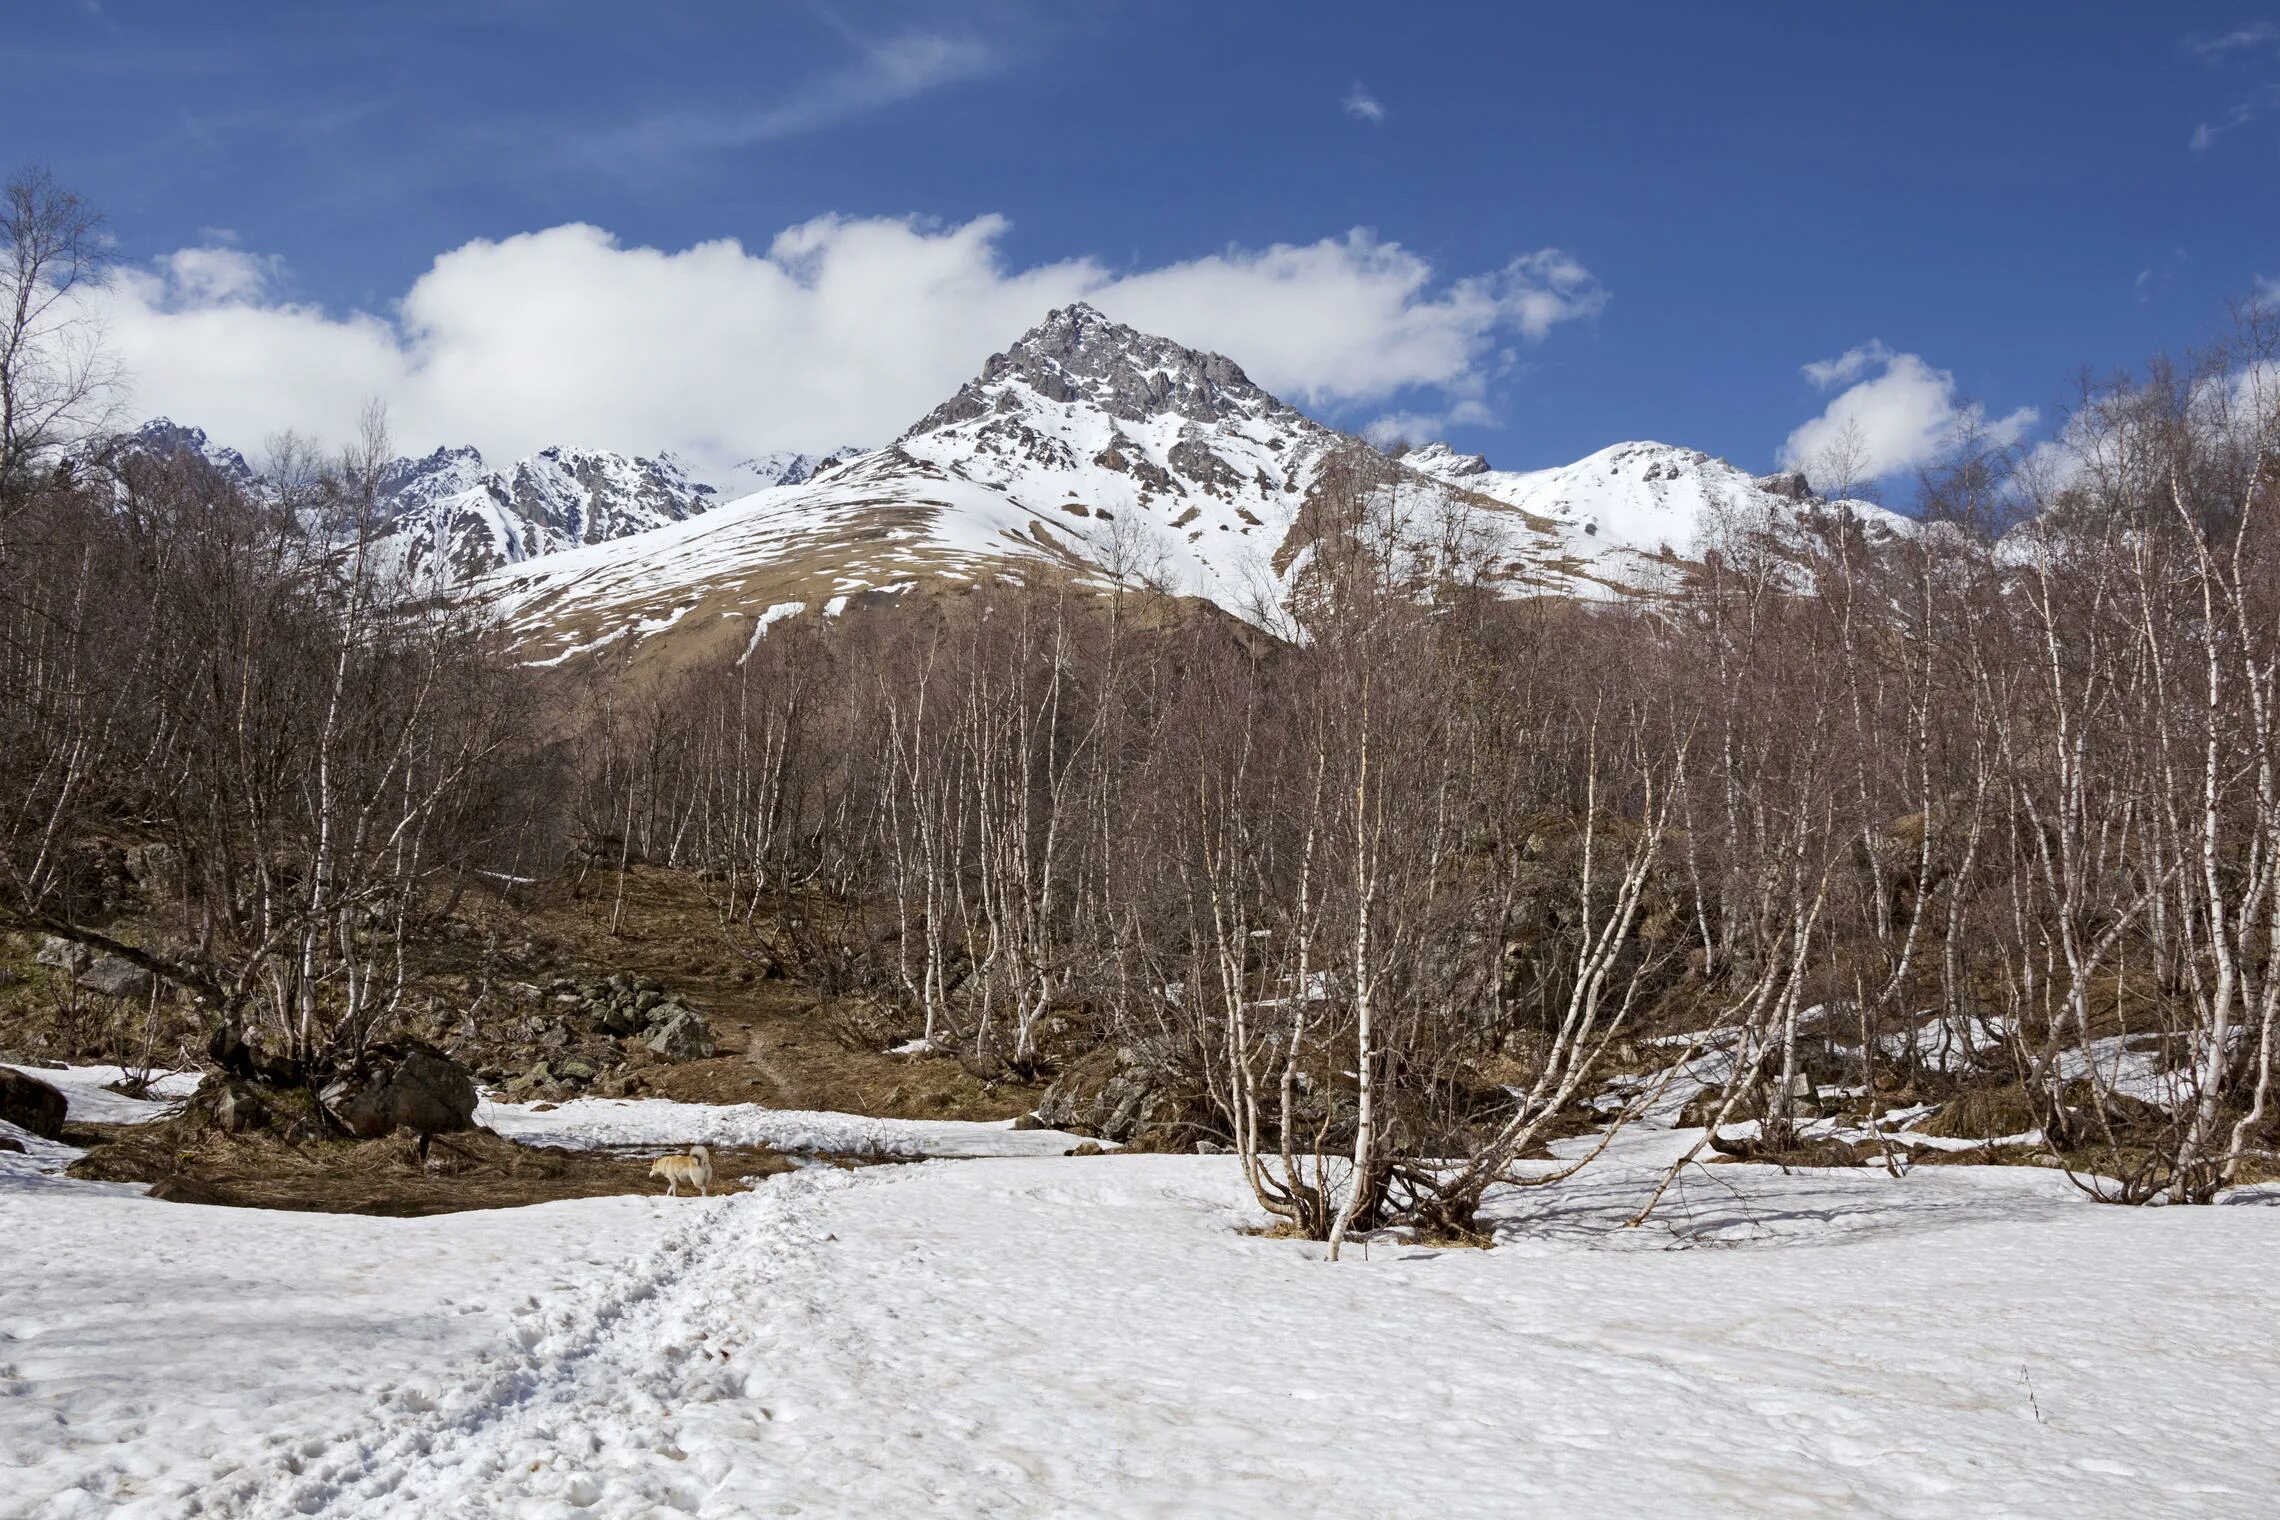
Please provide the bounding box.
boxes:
[5,167,2280,1235]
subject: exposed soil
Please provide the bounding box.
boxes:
[62,1117,819,1218]
[463,865,1047,1122]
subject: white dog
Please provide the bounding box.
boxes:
[648,1144,715,1197]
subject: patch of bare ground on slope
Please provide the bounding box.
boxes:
[66,1118,803,1217]
[466,863,1046,1122]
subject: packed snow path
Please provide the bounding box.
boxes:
[6,1138,2279,1518]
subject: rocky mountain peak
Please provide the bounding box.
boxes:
[900,302,1295,441]
[108,417,256,481]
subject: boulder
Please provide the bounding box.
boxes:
[318,1044,478,1139]
[35,936,91,974]
[210,1080,270,1136]
[0,1135,25,1154]
[645,1010,717,1062]
[1033,1043,1209,1148]
[75,953,159,1001]
[0,1067,70,1139]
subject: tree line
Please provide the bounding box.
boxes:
[5,167,2277,1238]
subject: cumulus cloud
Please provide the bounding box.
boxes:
[1780,342,2038,482]
[85,217,1606,476]
[1342,84,1387,125]
[2254,274,2280,310]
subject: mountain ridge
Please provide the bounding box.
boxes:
[460,303,1914,668]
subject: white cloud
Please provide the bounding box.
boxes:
[2188,20,2280,59]
[2254,274,2280,310]
[573,32,1003,167]
[1343,84,1387,125]
[85,218,1606,476]
[1781,342,2038,481]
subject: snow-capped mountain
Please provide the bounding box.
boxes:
[465,302,1912,668]
[1397,438,1912,571]
[86,418,257,484]
[79,422,735,583]
[371,445,720,585]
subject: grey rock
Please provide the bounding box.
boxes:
[645,1010,717,1062]
[75,954,158,1001]
[208,1079,270,1135]
[901,303,1294,440]
[594,999,646,1036]
[35,937,91,974]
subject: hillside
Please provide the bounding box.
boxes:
[464,304,1910,666]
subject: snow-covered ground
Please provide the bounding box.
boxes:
[477,1092,1094,1160]
[5,1068,2278,1518]
[0,1064,200,1196]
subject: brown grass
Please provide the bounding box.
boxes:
[65,1118,805,1217]
[1912,1083,2044,1140]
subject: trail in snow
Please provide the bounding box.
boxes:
[7,1061,2280,1518]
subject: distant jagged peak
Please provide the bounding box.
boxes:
[1390,440,1490,479]
[714,445,871,497]
[104,416,256,480]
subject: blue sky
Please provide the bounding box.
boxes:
[12,0,2280,489]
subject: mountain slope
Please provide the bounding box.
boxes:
[466,303,1914,667]
[471,304,1525,663]
[1398,439,1914,577]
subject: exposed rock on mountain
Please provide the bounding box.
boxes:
[83,417,256,484]
[371,445,720,585]
[79,423,732,583]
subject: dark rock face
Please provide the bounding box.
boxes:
[0,1067,70,1139]
[1034,1043,1208,1148]
[1754,469,1816,502]
[318,1044,478,1139]
[900,302,1300,440]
